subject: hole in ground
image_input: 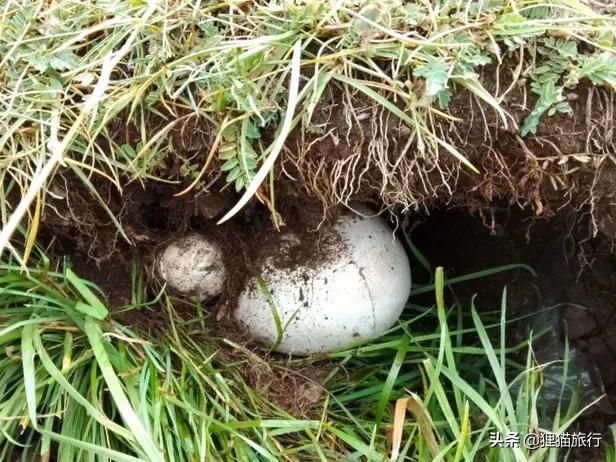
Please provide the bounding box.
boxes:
[409,206,616,456]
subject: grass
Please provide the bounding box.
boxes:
[0,246,604,461]
[0,1,614,460]
[1,0,616,254]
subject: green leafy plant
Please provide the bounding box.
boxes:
[522,37,616,136]
[521,38,577,136]
[219,119,260,193]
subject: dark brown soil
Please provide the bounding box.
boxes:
[244,362,327,416]
[283,64,616,241]
[38,170,345,327]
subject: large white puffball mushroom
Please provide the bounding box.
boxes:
[235,213,411,355]
[158,233,227,301]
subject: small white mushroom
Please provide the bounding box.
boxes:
[235,212,411,355]
[158,233,227,301]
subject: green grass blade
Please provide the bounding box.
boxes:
[411,264,536,296]
[84,318,163,462]
[65,268,108,320]
[40,430,146,462]
[471,302,517,425]
[375,335,409,424]
[21,323,38,430]
[32,327,134,441]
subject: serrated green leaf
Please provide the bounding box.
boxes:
[244,158,257,170]
[496,13,526,28]
[222,125,238,141]
[218,144,238,160]
[436,88,452,109]
[234,176,245,192]
[521,112,541,137]
[50,50,79,71]
[581,54,616,85]
[25,53,50,72]
[494,13,545,36]
[414,57,449,96]
[245,120,261,139]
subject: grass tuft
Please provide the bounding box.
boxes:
[0,249,601,461]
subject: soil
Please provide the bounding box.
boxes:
[38,172,344,326]
[283,63,616,236]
